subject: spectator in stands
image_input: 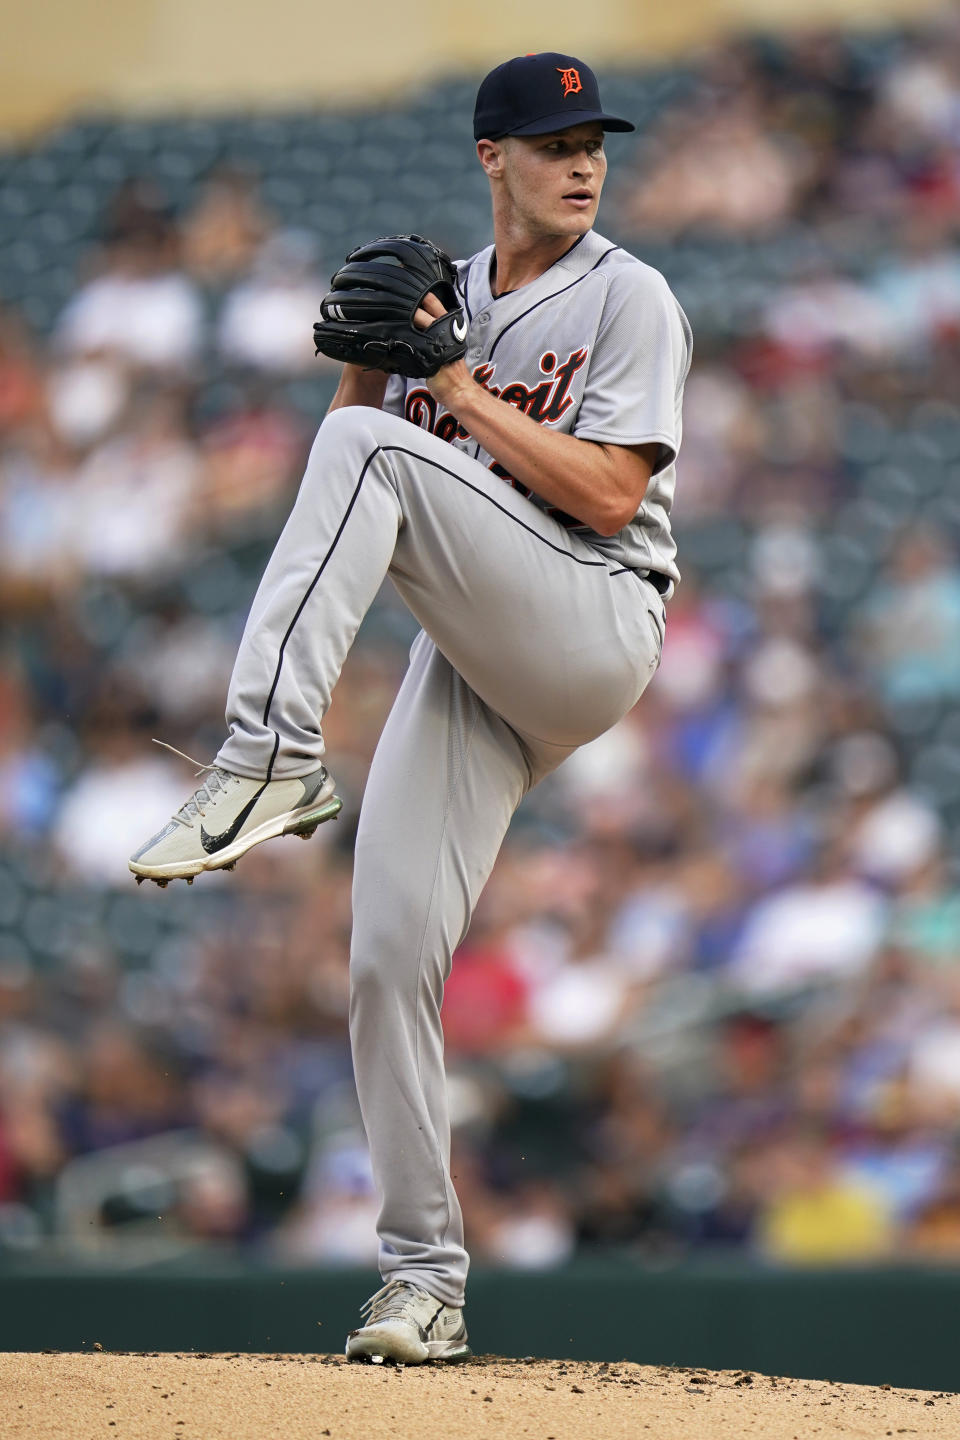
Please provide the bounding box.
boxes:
[903,1154,960,1260]
[728,839,887,998]
[45,352,131,452]
[879,23,960,148]
[53,715,188,886]
[199,382,307,530]
[55,184,203,372]
[0,420,79,595]
[0,308,42,438]
[440,924,530,1059]
[58,1024,187,1154]
[857,526,960,704]
[888,851,960,966]
[905,971,960,1115]
[273,1133,380,1264]
[756,1129,895,1264]
[616,95,807,235]
[687,1014,793,1157]
[217,230,333,373]
[483,1177,577,1269]
[62,384,200,580]
[180,167,273,289]
[870,214,960,352]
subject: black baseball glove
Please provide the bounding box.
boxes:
[313,233,468,379]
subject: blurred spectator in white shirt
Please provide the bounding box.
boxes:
[272,1132,380,1264]
[63,386,199,580]
[879,31,960,143]
[729,847,887,997]
[217,230,332,374]
[525,896,645,1052]
[53,731,191,887]
[870,216,960,352]
[46,356,130,451]
[55,187,203,373]
[483,1178,577,1269]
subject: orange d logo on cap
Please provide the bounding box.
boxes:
[557,67,582,98]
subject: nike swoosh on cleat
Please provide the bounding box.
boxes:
[200,782,270,854]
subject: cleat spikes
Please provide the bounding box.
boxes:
[155,879,169,888]
[185,876,194,885]
[296,826,317,840]
[135,876,145,885]
[223,862,237,872]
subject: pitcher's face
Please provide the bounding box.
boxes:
[486,123,607,240]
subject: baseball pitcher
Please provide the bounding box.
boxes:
[129,52,692,1363]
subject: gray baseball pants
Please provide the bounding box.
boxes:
[215,405,665,1307]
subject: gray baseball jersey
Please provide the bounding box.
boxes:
[213,227,692,1310]
[383,227,692,586]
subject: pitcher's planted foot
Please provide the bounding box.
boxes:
[346,1280,471,1365]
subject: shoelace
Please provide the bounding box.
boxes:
[152,739,242,828]
[359,1279,432,1325]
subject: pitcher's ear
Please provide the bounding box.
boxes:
[477,138,505,178]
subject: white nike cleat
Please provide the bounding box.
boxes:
[345,1279,471,1365]
[129,764,341,885]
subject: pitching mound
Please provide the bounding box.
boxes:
[2,1352,957,1439]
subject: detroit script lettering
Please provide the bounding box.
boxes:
[403,347,589,521]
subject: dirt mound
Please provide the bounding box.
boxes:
[3,1352,957,1439]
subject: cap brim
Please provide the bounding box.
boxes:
[499,109,635,137]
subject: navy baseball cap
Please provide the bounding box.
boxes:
[473,53,634,141]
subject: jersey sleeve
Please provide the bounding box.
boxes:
[573,266,693,474]
[381,374,407,419]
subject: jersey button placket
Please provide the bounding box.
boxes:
[469,311,489,361]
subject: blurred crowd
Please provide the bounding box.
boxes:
[3,14,960,1271]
